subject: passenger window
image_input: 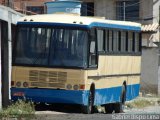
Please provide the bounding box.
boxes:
[139,33,142,52]
[97,29,104,52]
[128,32,133,52]
[89,29,97,67]
[105,30,109,52]
[121,31,126,52]
[89,41,97,66]
[109,30,113,52]
[135,32,140,52]
[118,31,121,51]
[113,31,119,52]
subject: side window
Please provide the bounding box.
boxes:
[135,32,141,52]
[118,31,121,51]
[139,33,142,52]
[105,30,109,52]
[113,31,119,52]
[97,29,104,52]
[128,31,133,52]
[133,32,135,52]
[89,29,97,67]
[126,32,128,52]
[121,31,126,52]
[109,30,113,52]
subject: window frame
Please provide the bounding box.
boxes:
[92,27,141,56]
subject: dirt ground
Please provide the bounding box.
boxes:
[34,97,160,120]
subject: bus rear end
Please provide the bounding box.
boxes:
[11,67,88,104]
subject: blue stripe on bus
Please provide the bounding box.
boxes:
[11,84,140,105]
[17,22,141,31]
[90,22,141,31]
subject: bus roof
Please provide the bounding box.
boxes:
[18,13,141,31]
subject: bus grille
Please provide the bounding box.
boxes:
[29,70,67,88]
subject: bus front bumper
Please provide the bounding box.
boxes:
[11,88,89,105]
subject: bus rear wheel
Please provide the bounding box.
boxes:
[114,85,126,113]
[82,87,95,114]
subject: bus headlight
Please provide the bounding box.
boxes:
[66,84,72,90]
[16,82,21,87]
[23,82,29,87]
[73,85,79,90]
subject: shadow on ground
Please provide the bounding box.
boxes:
[35,103,83,113]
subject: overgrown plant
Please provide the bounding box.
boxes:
[0,100,35,119]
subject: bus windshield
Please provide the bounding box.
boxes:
[14,26,88,68]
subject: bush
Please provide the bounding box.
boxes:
[0,100,35,119]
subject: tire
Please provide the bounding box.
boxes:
[114,85,126,113]
[82,87,95,114]
[104,103,114,114]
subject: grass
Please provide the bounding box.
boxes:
[0,100,35,119]
[125,98,156,109]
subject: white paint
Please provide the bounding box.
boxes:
[0,5,24,104]
[18,13,141,28]
[0,22,2,109]
[158,66,160,96]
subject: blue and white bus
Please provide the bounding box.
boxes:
[11,13,141,114]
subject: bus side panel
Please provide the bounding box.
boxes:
[126,84,140,101]
[87,55,141,105]
[93,83,140,105]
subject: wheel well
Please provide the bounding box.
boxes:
[123,81,127,91]
[90,83,95,98]
[122,81,127,103]
[90,83,95,92]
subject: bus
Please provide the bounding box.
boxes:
[11,13,141,114]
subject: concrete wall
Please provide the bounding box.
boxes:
[0,20,1,109]
[139,0,153,24]
[83,0,159,25]
[94,0,116,20]
[153,0,160,43]
[153,0,160,23]
[0,4,24,108]
[141,47,159,94]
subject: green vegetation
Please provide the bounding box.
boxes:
[0,100,35,119]
[126,98,155,108]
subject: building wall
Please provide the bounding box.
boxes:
[0,0,53,14]
[0,4,24,107]
[139,0,153,24]
[141,0,159,95]
[94,0,116,20]
[141,47,159,94]
[153,0,160,43]
[14,0,52,9]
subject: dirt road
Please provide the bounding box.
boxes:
[34,103,160,120]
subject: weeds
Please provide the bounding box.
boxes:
[0,100,35,119]
[126,99,155,109]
